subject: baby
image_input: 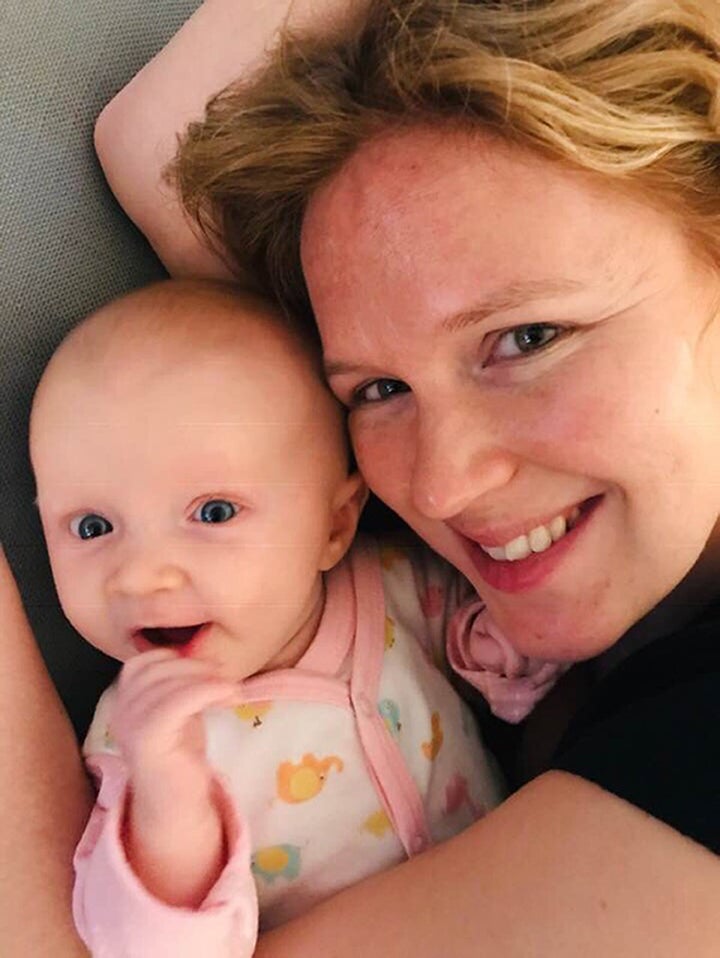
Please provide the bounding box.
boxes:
[30,279,555,957]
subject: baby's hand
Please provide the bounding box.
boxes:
[110,649,237,906]
[111,649,235,787]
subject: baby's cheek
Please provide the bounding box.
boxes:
[52,570,83,624]
[52,562,106,649]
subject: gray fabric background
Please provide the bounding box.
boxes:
[1,0,202,734]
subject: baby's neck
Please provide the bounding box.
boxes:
[259,575,327,674]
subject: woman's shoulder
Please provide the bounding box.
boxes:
[551,604,720,853]
[567,600,720,731]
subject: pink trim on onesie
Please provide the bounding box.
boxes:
[73,753,258,956]
[229,540,432,857]
[348,543,432,856]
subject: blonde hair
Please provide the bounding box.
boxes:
[172,0,720,322]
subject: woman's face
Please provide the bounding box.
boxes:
[301,126,720,660]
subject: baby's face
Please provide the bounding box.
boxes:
[31,302,360,680]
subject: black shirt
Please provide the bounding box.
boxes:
[551,605,720,854]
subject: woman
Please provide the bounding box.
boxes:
[4,0,719,954]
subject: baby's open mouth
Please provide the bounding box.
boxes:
[140,624,207,647]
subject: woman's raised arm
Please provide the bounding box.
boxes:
[94,0,365,280]
[0,548,92,956]
[256,771,720,957]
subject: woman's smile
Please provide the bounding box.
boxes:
[451,499,586,555]
[459,495,604,594]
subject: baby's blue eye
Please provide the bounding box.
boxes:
[194,499,238,524]
[71,514,113,540]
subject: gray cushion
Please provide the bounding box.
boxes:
[1,0,202,735]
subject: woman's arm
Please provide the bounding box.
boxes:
[256,771,720,957]
[0,549,92,956]
[94,0,365,279]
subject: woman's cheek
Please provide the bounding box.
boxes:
[513,361,634,475]
[350,414,408,504]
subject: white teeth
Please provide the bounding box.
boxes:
[549,515,567,541]
[504,534,532,561]
[529,525,552,553]
[480,507,579,562]
[484,545,507,561]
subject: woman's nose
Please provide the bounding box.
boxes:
[105,540,188,598]
[409,403,517,520]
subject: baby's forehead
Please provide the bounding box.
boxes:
[30,283,349,494]
[86,283,312,360]
[33,282,338,442]
[48,281,315,384]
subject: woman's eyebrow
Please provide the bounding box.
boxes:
[324,358,371,378]
[442,278,585,332]
[324,278,585,376]
[324,279,587,377]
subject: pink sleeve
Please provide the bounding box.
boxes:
[73,753,258,958]
[446,598,571,724]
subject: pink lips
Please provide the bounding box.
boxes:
[463,495,603,594]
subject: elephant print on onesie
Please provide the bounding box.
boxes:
[276,754,345,804]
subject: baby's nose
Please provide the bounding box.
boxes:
[105,544,188,598]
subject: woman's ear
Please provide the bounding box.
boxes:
[319,472,369,571]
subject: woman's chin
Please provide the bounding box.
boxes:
[487,600,629,663]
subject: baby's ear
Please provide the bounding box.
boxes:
[320,472,369,571]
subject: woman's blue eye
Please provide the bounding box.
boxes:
[354,378,410,405]
[71,514,113,540]
[493,324,560,360]
[194,499,238,524]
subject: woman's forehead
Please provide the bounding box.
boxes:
[301,125,682,336]
[313,129,590,264]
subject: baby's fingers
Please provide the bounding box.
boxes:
[119,648,218,686]
[111,675,236,759]
[119,672,235,723]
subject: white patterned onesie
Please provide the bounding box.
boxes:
[73,538,505,957]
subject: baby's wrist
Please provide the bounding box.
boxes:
[128,756,217,826]
[123,770,228,908]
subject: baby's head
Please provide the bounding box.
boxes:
[30,279,366,680]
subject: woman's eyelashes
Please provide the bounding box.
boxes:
[346,323,567,406]
[483,323,563,365]
[351,378,410,406]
